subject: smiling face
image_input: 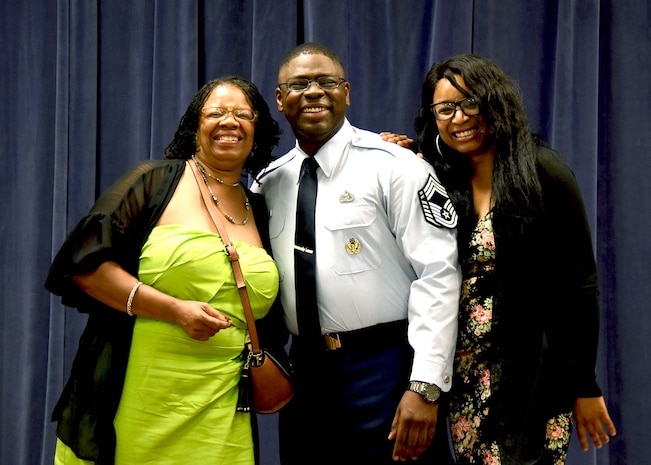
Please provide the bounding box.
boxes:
[195,83,256,172]
[276,53,350,155]
[433,76,491,159]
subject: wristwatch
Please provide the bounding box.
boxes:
[407,381,441,403]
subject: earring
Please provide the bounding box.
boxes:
[435,134,443,156]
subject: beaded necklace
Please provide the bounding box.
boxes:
[205,169,240,187]
[193,156,250,225]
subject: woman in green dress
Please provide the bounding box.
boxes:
[46,76,286,464]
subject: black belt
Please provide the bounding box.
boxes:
[295,319,408,352]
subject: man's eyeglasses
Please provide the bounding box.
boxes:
[201,107,258,122]
[278,76,346,92]
[430,97,480,121]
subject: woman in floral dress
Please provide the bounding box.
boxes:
[413,54,616,464]
[451,212,573,464]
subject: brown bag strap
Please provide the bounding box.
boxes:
[188,159,262,354]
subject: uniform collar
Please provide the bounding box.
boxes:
[294,118,353,179]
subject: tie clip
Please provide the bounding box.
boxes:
[294,245,314,254]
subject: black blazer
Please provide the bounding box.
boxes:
[486,146,602,461]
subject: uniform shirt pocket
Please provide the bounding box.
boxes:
[324,204,381,275]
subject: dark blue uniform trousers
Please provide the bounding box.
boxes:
[278,326,454,465]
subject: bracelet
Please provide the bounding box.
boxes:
[126,281,143,316]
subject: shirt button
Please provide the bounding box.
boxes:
[443,376,450,384]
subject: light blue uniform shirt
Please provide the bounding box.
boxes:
[252,119,461,389]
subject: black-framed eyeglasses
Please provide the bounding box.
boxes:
[278,76,347,92]
[430,96,480,121]
[201,107,258,122]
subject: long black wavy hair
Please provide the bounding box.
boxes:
[415,54,543,245]
[165,76,282,176]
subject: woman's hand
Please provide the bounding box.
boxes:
[574,396,617,451]
[380,132,416,150]
[380,132,423,158]
[171,299,232,341]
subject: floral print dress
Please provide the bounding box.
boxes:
[449,212,572,464]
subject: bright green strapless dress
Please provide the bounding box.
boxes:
[55,224,279,465]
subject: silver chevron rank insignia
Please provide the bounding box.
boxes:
[419,175,458,228]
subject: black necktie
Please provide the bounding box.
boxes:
[294,157,322,348]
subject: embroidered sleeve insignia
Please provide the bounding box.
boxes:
[418,175,458,228]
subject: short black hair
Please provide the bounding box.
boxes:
[278,42,345,75]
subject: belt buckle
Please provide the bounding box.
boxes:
[324,333,342,351]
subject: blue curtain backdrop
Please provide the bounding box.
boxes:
[1,0,649,463]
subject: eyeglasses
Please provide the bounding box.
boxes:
[430,96,480,121]
[201,107,258,122]
[278,76,347,92]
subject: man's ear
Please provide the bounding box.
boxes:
[275,87,284,112]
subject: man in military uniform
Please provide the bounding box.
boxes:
[253,42,460,465]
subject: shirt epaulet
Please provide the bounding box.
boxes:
[256,151,298,182]
[349,127,409,158]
